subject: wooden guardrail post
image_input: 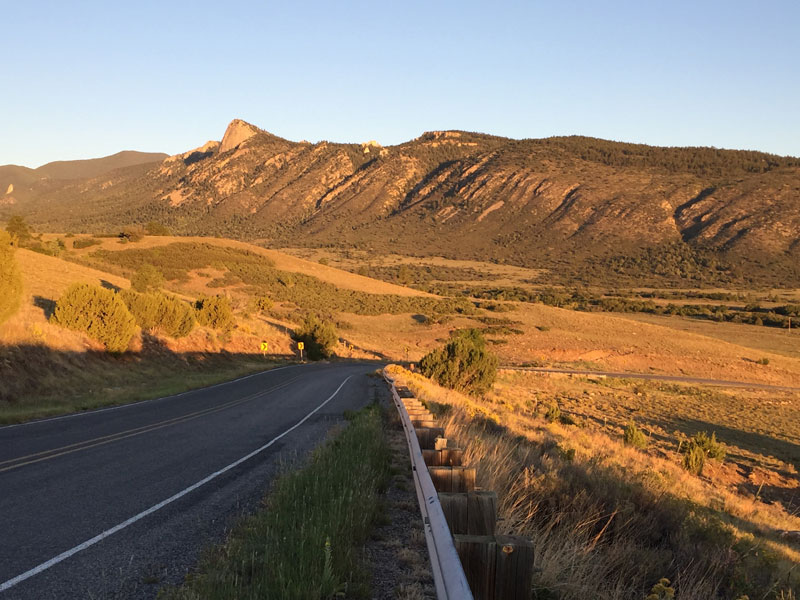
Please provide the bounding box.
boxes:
[415,426,445,449]
[422,447,464,467]
[439,491,497,535]
[453,534,534,600]
[429,466,476,492]
[385,370,534,600]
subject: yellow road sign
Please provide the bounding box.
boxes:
[297,342,305,350]
[260,341,269,352]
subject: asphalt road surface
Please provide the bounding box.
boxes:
[0,362,381,599]
[501,366,800,392]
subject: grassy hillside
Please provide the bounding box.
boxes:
[3,233,800,423]
[390,366,800,599]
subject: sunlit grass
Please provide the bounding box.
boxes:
[389,366,800,600]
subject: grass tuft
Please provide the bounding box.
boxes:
[160,404,390,600]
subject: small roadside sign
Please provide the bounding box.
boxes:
[260,341,268,357]
[297,342,305,350]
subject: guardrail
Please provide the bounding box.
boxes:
[383,370,474,600]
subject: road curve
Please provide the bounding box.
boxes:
[0,362,381,599]
[501,366,800,392]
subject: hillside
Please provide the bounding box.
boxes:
[3,233,800,424]
[3,121,800,286]
[0,150,167,206]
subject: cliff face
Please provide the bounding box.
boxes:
[5,121,799,283]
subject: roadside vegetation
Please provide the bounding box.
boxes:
[0,344,286,424]
[389,366,800,599]
[161,404,390,600]
[0,230,23,325]
[419,328,498,395]
[294,314,338,360]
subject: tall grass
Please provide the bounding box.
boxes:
[161,404,390,600]
[390,367,800,600]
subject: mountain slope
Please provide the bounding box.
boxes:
[0,150,167,206]
[4,121,799,285]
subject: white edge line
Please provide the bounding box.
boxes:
[0,364,304,431]
[0,374,353,593]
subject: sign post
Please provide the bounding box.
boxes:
[260,341,269,358]
[297,341,305,362]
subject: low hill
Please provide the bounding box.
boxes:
[3,125,799,287]
[0,150,167,207]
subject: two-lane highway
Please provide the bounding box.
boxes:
[0,362,380,599]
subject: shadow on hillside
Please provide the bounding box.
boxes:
[437,401,800,583]
[100,280,121,292]
[0,342,387,409]
[33,295,56,319]
[647,414,800,469]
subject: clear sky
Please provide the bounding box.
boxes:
[2,0,799,167]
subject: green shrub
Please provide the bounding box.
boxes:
[195,295,234,330]
[130,264,165,293]
[120,290,195,338]
[28,239,65,257]
[5,215,32,244]
[51,283,136,352]
[545,402,561,423]
[119,226,145,242]
[756,357,770,365]
[624,422,648,449]
[255,295,274,313]
[645,578,675,600]
[680,431,725,475]
[0,231,23,325]
[683,444,706,475]
[294,314,338,360]
[145,221,171,236]
[419,329,498,396]
[72,237,102,249]
[692,431,726,460]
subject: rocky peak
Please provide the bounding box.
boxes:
[220,119,262,153]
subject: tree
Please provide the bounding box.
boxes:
[419,329,498,395]
[294,314,338,360]
[51,283,136,352]
[120,290,195,337]
[119,226,146,242]
[145,221,171,236]
[5,215,32,244]
[195,295,233,330]
[0,230,23,325]
[131,264,165,293]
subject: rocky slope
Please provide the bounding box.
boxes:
[4,120,799,285]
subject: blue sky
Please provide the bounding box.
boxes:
[2,0,798,167]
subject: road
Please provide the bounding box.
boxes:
[0,362,380,599]
[501,366,800,392]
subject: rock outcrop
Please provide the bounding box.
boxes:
[219,119,262,154]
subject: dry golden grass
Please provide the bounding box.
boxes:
[490,302,800,387]
[617,312,800,360]
[0,246,303,422]
[388,366,800,599]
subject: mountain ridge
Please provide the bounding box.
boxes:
[3,119,799,286]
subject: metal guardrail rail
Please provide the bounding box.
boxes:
[384,370,473,600]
